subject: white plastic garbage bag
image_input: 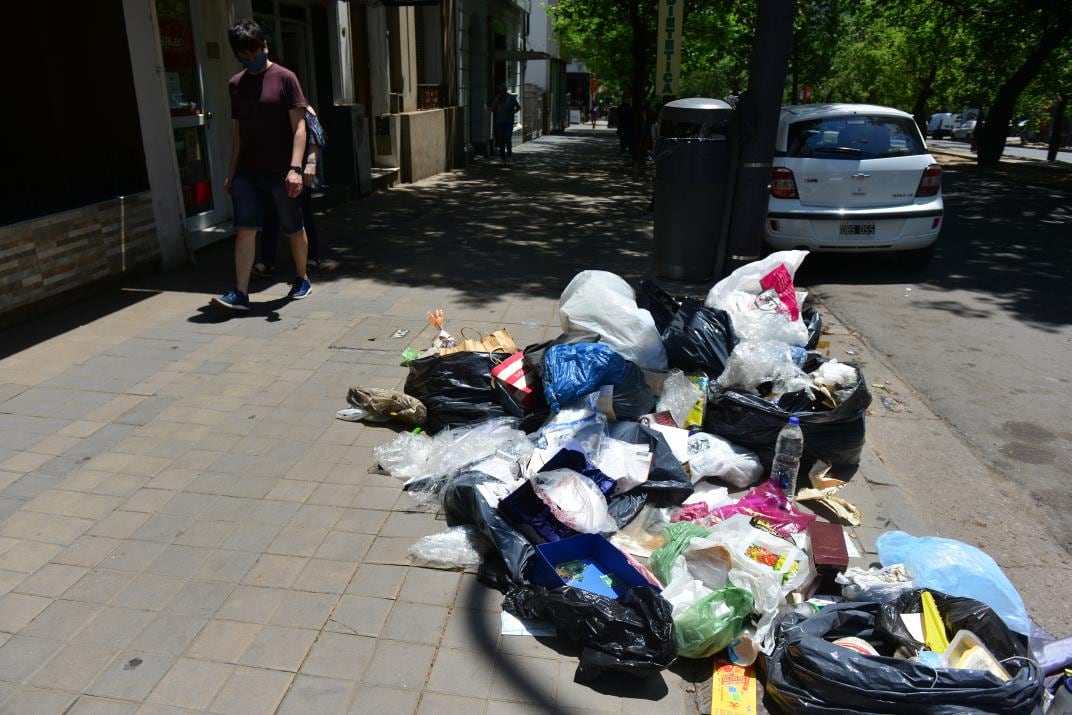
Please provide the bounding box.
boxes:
[687,432,763,488]
[559,271,668,369]
[705,251,810,346]
[531,468,618,534]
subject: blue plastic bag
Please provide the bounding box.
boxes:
[876,531,1029,635]
[543,343,626,412]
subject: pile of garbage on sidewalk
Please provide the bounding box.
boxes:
[341,250,1072,714]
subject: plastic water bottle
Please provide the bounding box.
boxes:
[772,417,804,499]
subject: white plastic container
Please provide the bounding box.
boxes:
[941,630,1010,682]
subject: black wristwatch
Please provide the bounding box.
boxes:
[289,165,302,174]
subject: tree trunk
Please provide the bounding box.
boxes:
[912,65,937,135]
[1048,95,1068,162]
[977,15,1072,167]
[628,0,649,167]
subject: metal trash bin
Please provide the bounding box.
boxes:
[653,98,733,282]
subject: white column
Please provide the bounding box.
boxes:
[122,0,189,269]
[367,5,390,117]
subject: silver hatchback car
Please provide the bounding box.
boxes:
[764,104,943,268]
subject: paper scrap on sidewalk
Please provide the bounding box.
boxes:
[501,611,556,637]
[844,531,861,559]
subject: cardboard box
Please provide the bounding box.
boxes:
[711,659,757,714]
[529,533,655,599]
[807,519,849,594]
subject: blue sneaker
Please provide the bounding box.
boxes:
[211,289,250,311]
[288,277,312,300]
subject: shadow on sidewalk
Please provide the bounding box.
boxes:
[157,127,656,307]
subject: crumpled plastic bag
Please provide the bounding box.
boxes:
[707,479,816,537]
[705,250,810,346]
[836,564,915,602]
[374,417,530,497]
[559,270,668,370]
[877,531,1029,635]
[671,586,753,658]
[718,340,812,395]
[532,468,617,534]
[686,432,763,488]
[655,369,702,427]
[703,514,814,652]
[346,386,427,426]
[543,343,626,413]
[408,526,483,568]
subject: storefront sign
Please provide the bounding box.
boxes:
[656,0,682,98]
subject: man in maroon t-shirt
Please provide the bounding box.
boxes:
[211,18,312,311]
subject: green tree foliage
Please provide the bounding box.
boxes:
[555,0,1071,164]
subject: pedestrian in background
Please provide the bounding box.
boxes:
[254,105,326,276]
[489,84,520,165]
[213,17,312,312]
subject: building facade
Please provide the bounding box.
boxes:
[1,0,562,324]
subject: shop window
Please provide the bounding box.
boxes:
[2,2,148,226]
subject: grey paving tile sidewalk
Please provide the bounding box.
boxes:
[0,129,704,714]
[0,127,914,714]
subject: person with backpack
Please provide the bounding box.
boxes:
[254,105,326,275]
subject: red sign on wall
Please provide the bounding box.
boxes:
[159,18,195,69]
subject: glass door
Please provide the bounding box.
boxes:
[157,0,225,231]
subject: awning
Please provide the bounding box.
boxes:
[494,50,552,61]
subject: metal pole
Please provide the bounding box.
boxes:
[721,0,796,277]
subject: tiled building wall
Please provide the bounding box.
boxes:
[0,193,160,318]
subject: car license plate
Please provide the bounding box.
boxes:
[839,223,876,235]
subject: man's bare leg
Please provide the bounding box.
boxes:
[288,228,309,280]
[235,228,257,294]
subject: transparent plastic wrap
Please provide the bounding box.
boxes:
[374,418,529,504]
[534,396,608,460]
[655,370,702,427]
[686,432,763,488]
[718,340,812,395]
[408,526,483,568]
[558,270,668,370]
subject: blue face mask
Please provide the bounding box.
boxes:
[239,50,268,73]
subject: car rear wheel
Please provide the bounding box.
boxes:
[897,243,937,271]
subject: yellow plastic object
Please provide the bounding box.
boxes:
[920,591,950,653]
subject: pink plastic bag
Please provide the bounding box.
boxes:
[706,479,815,537]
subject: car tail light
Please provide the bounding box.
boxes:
[769,219,780,231]
[770,168,798,199]
[916,164,942,197]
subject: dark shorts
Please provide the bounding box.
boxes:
[494,122,514,149]
[231,172,304,236]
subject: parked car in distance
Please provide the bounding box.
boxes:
[951,117,977,141]
[766,103,943,269]
[927,112,955,139]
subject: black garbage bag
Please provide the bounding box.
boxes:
[636,280,680,334]
[611,361,656,420]
[802,305,823,350]
[877,589,1030,663]
[606,421,693,505]
[405,352,506,433]
[503,583,677,681]
[764,601,1043,714]
[704,362,871,480]
[440,471,534,586]
[661,298,738,378]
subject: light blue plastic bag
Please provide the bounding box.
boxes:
[876,531,1029,635]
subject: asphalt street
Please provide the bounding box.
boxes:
[795,164,1072,570]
